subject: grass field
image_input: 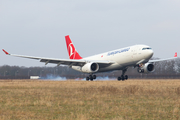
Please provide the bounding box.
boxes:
[0,79,180,120]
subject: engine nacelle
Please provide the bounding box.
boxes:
[137,63,154,73]
[81,62,99,73]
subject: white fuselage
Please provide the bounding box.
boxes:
[72,45,154,73]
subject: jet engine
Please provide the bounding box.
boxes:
[81,62,99,73]
[137,63,154,73]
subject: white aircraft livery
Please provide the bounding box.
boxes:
[2,35,178,81]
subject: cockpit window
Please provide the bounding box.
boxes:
[142,48,152,50]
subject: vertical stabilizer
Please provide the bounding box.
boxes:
[65,35,83,59]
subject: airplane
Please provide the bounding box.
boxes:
[2,35,178,81]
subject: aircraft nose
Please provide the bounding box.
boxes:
[149,49,154,58]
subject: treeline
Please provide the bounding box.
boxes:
[0,65,83,79]
[0,58,180,79]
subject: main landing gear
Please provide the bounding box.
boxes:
[117,75,128,81]
[86,74,96,81]
[117,69,128,81]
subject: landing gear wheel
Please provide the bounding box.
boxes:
[89,75,93,81]
[125,75,128,80]
[117,77,121,81]
[138,68,144,73]
[121,75,125,81]
[93,75,96,79]
[86,77,89,81]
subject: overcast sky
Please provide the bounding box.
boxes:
[0,0,180,67]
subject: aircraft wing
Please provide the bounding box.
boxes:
[2,49,114,67]
[148,52,178,63]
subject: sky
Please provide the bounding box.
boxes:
[0,0,180,67]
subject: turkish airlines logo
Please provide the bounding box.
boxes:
[68,43,76,59]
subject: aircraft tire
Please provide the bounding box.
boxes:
[93,75,96,79]
[89,75,93,81]
[86,77,89,81]
[121,75,125,81]
[117,77,121,81]
[125,75,128,80]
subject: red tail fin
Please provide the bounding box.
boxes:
[65,35,83,59]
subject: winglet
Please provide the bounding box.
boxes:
[2,49,10,55]
[174,52,177,57]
